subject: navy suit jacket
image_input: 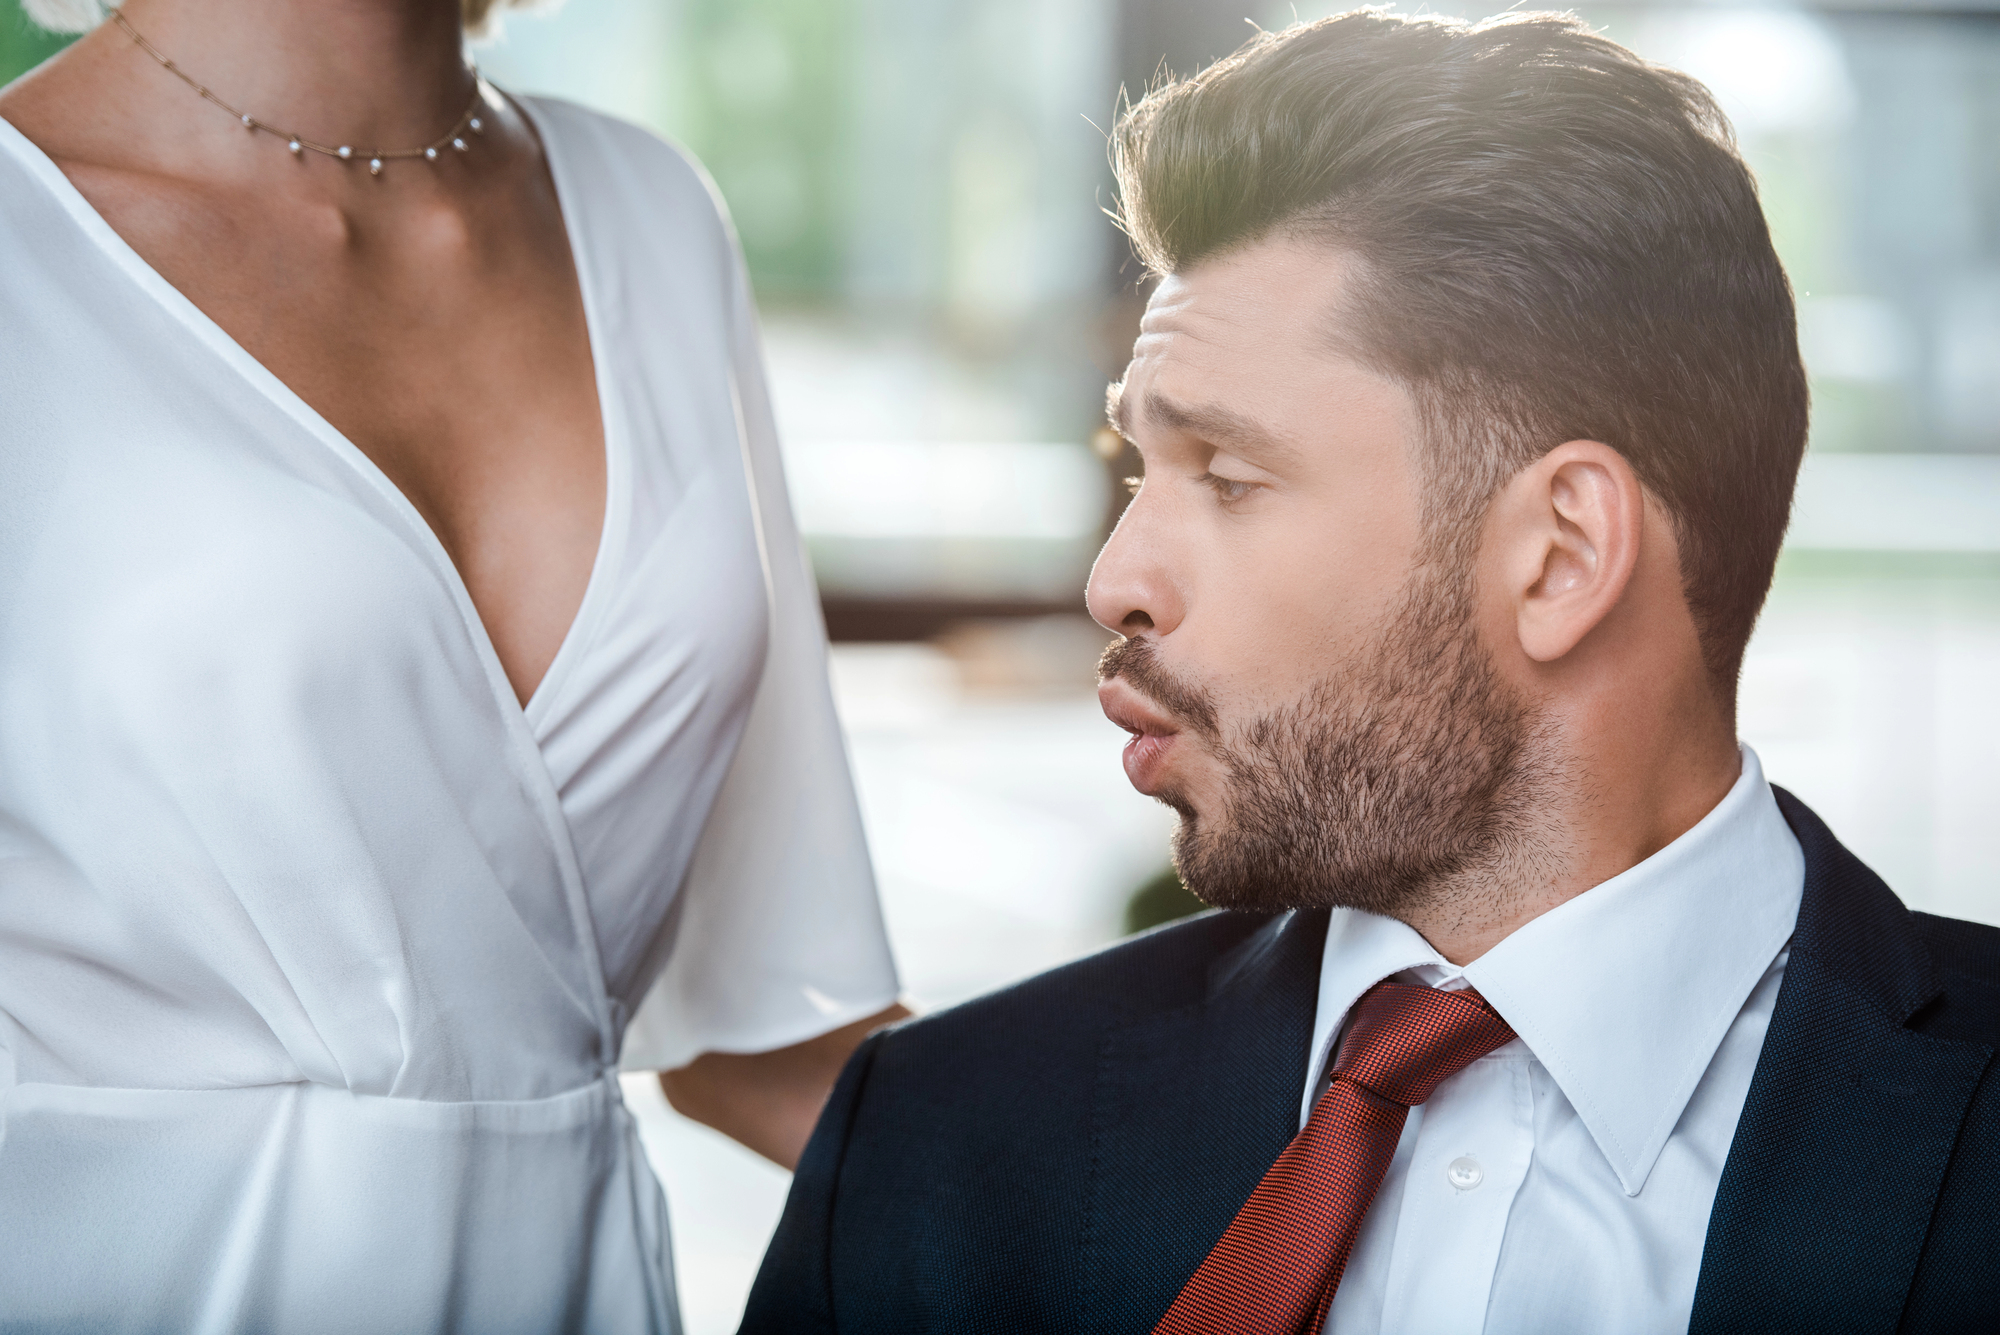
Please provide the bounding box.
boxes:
[742,791,1999,1333]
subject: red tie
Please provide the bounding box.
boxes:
[1154,981,1517,1335]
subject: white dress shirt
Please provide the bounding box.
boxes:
[1311,746,1804,1334]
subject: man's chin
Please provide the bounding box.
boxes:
[1171,815,1413,918]
[1153,785,1200,826]
[1167,811,1262,912]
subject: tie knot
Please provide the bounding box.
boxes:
[1330,980,1516,1107]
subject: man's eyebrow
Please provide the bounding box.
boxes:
[1141,391,1303,468]
[1107,381,1133,441]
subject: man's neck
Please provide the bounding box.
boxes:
[1402,724,1743,966]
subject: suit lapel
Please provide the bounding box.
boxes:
[1082,907,1329,1333]
[1690,790,1993,1334]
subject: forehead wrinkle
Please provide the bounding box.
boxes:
[1143,390,1304,469]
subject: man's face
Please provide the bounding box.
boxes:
[1089,238,1539,916]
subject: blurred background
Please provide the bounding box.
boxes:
[7,0,1996,1329]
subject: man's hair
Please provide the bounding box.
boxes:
[1112,10,1808,699]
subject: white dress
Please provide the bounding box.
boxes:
[0,96,899,1333]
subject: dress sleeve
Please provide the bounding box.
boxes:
[618,240,901,1072]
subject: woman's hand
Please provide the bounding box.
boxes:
[659,1003,913,1170]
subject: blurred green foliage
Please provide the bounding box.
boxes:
[674,0,853,299]
[1,0,73,88]
[1124,865,1208,935]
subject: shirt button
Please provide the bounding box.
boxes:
[1446,1156,1484,1191]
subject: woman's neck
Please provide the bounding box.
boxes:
[100,0,473,157]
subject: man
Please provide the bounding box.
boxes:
[742,12,1999,1333]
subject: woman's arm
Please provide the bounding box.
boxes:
[659,1003,912,1169]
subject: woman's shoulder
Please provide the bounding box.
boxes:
[516,94,735,248]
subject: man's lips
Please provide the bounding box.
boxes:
[1098,677,1182,795]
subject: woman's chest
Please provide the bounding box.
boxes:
[6,177,765,780]
[8,299,768,1003]
[1,108,782,1076]
[92,171,610,703]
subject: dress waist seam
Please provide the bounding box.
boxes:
[2,1070,622,1110]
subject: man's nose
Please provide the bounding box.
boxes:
[1086,498,1186,638]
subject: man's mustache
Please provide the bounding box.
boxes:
[1096,637,1222,742]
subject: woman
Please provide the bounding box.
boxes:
[0,0,906,1328]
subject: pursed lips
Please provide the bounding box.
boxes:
[1097,676,1182,795]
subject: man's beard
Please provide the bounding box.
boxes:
[1099,560,1548,919]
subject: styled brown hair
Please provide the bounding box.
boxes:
[1113,10,1808,700]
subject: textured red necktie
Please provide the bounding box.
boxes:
[1154,981,1517,1335]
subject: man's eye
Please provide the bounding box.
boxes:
[1199,472,1258,504]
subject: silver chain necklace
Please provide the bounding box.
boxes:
[110,7,487,176]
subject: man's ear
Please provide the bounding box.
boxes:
[1491,441,1645,663]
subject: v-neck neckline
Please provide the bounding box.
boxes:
[0,95,625,735]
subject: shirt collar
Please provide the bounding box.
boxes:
[1305,745,1804,1195]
